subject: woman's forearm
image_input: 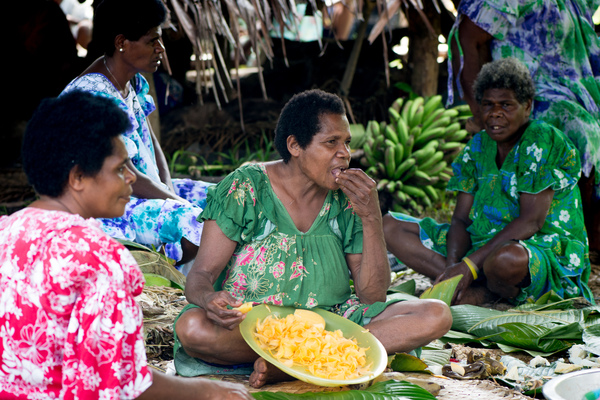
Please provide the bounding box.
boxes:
[468,216,543,266]
[352,215,390,304]
[184,269,218,307]
[446,220,472,266]
[130,167,187,203]
[148,119,175,191]
[469,189,553,266]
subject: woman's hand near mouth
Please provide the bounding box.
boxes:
[334,168,380,221]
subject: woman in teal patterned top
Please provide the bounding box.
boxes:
[446,0,600,255]
[384,58,593,306]
[174,89,452,388]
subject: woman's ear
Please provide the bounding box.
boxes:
[524,98,533,117]
[287,135,301,157]
[114,34,126,53]
[68,165,86,192]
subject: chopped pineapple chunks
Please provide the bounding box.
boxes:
[293,309,326,329]
[253,311,370,380]
[234,302,253,313]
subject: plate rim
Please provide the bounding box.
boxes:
[239,304,387,387]
[542,368,600,400]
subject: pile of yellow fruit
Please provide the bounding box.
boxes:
[253,309,371,380]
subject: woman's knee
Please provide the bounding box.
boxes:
[382,214,398,244]
[382,215,418,247]
[418,299,453,336]
[175,309,212,352]
[483,241,529,285]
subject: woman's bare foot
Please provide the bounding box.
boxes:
[248,357,294,388]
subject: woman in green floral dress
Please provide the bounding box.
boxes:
[446,0,600,254]
[385,58,593,306]
[174,89,452,388]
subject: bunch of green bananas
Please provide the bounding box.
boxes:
[360,95,472,213]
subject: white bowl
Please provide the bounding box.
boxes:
[542,368,600,400]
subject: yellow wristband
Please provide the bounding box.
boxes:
[463,257,478,280]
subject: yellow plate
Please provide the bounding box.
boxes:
[239,304,387,387]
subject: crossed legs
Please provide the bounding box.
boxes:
[382,214,530,304]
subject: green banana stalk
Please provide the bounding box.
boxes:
[403,184,426,198]
[361,95,473,212]
[444,122,461,137]
[385,180,397,193]
[423,160,447,176]
[421,107,446,131]
[400,99,413,123]
[413,169,433,185]
[385,125,400,144]
[391,97,405,112]
[439,141,465,152]
[445,129,469,142]
[419,150,444,171]
[422,95,443,119]
[376,178,390,191]
[411,146,436,164]
[384,146,396,178]
[388,107,401,124]
[395,117,409,147]
[414,127,445,147]
[407,97,424,127]
[394,142,404,165]
[393,158,416,180]
[422,184,440,203]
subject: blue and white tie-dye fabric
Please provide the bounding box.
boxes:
[100,178,213,264]
[63,73,214,266]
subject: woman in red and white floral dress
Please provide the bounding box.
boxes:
[0,90,252,400]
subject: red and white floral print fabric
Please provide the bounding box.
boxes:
[0,208,152,399]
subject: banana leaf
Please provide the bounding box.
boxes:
[131,250,186,290]
[477,322,573,356]
[388,279,416,296]
[450,305,600,338]
[419,274,462,306]
[542,322,585,340]
[513,291,577,311]
[143,273,185,291]
[419,348,452,367]
[389,353,430,373]
[439,329,493,346]
[449,303,600,355]
[583,324,600,356]
[251,380,436,400]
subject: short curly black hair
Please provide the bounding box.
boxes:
[474,58,536,104]
[22,90,132,197]
[274,89,346,163]
[93,0,167,56]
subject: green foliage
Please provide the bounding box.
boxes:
[251,380,437,400]
[419,274,463,306]
[446,298,600,356]
[143,273,184,290]
[389,353,430,373]
[359,94,472,214]
[168,130,278,177]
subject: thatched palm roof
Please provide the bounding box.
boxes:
[164,0,456,125]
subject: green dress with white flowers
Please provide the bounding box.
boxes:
[201,162,400,322]
[390,120,593,304]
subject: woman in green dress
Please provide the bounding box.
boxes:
[384,58,593,306]
[174,89,452,388]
